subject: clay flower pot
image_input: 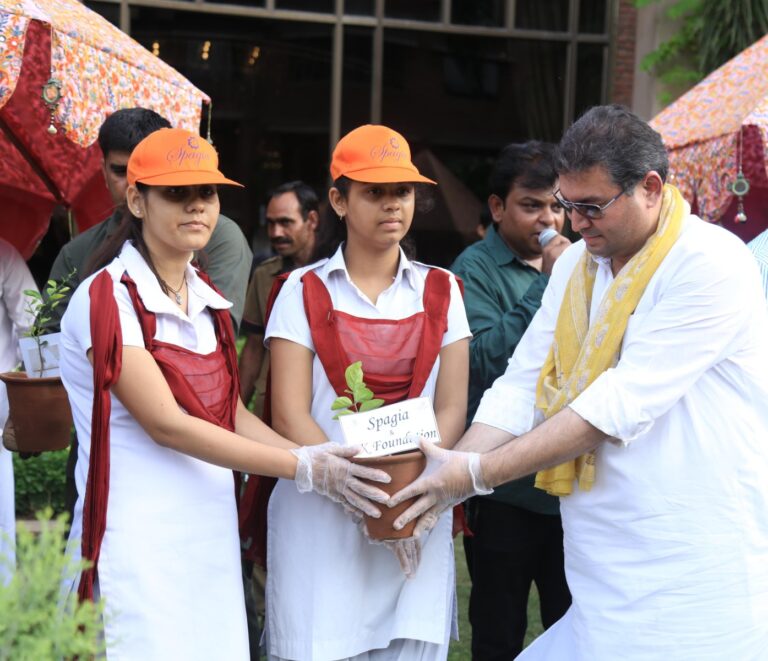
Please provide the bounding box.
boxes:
[352,449,426,540]
[0,372,72,453]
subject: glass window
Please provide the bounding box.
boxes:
[515,0,569,32]
[579,0,608,34]
[381,31,567,266]
[382,31,567,144]
[129,7,332,243]
[276,0,333,12]
[83,1,120,26]
[346,0,375,15]
[451,0,505,27]
[385,0,440,22]
[341,28,374,134]
[574,43,605,118]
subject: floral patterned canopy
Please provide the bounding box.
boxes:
[650,33,768,239]
[0,0,211,258]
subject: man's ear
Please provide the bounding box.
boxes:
[487,195,504,223]
[641,171,664,207]
[306,209,319,231]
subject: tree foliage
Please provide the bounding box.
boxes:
[637,0,768,104]
[0,510,104,660]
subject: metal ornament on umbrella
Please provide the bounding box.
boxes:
[731,127,750,223]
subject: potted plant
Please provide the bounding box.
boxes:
[0,276,74,453]
[332,362,429,540]
[0,509,104,658]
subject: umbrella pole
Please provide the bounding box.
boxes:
[0,116,64,204]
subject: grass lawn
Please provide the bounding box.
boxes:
[448,537,543,660]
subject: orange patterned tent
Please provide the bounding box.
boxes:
[651,33,768,241]
[0,0,210,258]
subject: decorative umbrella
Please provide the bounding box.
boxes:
[0,0,210,259]
[650,32,768,241]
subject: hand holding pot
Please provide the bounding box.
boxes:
[389,439,492,537]
[292,442,392,518]
[359,521,422,578]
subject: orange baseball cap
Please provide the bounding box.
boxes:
[330,124,436,185]
[127,128,243,187]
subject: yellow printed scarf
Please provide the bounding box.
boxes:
[534,184,686,496]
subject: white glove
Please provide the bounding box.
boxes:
[358,522,422,579]
[292,443,391,518]
[388,439,492,537]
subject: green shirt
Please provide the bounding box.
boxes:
[47,211,252,333]
[450,225,559,514]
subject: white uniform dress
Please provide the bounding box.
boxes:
[476,216,768,660]
[60,242,249,660]
[0,239,36,584]
[264,247,471,661]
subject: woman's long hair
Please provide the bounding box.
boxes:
[311,176,434,262]
[83,183,208,295]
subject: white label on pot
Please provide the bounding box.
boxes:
[337,396,441,458]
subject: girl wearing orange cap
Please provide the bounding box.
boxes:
[265,125,470,660]
[58,128,390,659]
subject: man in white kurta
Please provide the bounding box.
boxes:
[391,105,768,659]
[0,239,36,584]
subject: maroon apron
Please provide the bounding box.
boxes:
[239,267,456,565]
[79,270,239,602]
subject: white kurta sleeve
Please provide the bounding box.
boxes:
[570,239,758,444]
[472,244,581,436]
[0,242,36,338]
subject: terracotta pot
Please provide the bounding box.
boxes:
[352,449,426,540]
[0,372,72,453]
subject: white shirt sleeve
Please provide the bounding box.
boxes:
[442,272,472,347]
[63,273,145,356]
[569,246,756,444]
[264,275,314,352]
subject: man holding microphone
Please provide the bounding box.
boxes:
[450,142,570,660]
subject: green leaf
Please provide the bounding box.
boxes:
[331,396,354,411]
[352,385,374,402]
[358,398,385,412]
[344,361,364,389]
[332,409,354,420]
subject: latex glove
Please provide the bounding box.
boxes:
[388,439,492,538]
[292,443,391,518]
[359,522,422,579]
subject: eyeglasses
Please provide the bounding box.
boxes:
[553,188,625,220]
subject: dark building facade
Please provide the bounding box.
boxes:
[86,0,635,264]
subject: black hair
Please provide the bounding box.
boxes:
[312,176,427,261]
[555,104,669,191]
[268,180,319,221]
[97,108,172,158]
[488,141,559,201]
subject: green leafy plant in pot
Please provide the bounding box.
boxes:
[0,275,74,453]
[332,362,427,540]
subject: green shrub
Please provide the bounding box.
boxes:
[13,450,68,518]
[0,510,104,660]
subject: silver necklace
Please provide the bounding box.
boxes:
[167,276,186,305]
